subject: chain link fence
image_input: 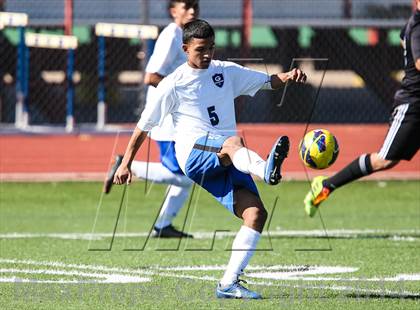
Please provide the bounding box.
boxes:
[0,0,411,127]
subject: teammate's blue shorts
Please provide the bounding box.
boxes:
[156,141,184,175]
[184,134,259,214]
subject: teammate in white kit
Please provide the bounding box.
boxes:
[104,0,199,238]
[113,20,306,299]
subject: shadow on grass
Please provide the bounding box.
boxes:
[346,293,420,300]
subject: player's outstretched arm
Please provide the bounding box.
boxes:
[270,68,307,89]
[113,127,149,185]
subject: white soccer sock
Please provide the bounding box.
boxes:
[154,185,191,229]
[130,161,192,187]
[232,147,265,180]
[220,225,261,286]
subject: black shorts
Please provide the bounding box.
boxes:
[378,103,420,160]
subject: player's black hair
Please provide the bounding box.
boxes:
[182,19,215,44]
[168,0,199,11]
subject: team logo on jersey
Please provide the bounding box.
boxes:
[212,73,224,88]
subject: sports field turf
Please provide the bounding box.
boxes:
[0,180,419,309]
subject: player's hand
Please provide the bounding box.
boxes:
[113,164,132,185]
[284,68,307,83]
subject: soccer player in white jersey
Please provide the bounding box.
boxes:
[113,20,306,299]
[104,0,199,238]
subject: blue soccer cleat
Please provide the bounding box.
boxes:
[264,136,290,185]
[216,279,262,299]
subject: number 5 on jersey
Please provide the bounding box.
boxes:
[207,106,219,126]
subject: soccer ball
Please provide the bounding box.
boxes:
[299,129,339,169]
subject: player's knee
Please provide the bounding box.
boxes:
[244,207,267,226]
[223,136,244,150]
[220,136,244,160]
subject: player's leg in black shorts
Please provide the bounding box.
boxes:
[378,102,420,161]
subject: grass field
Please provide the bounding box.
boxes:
[0,180,419,309]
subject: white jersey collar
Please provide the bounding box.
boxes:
[184,61,213,76]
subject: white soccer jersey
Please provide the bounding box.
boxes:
[145,22,186,141]
[137,60,270,172]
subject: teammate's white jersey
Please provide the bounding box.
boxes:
[137,60,270,172]
[145,22,186,141]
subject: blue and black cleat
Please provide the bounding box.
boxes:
[216,279,262,299]
[264,136,289,185]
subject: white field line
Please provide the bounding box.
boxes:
[248,266,358,278]
[1,258,419,283]
[247,273,420,282]
[0,259,347,276]
[154,265,356,273]
[0,259,419,297]
[0,277,94,284]
[389,236,418,242]
[153,265,420,282]
[0,268,150,283]
[154,265,314,271]
[1,229,419,240]
[0,259,155,276]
